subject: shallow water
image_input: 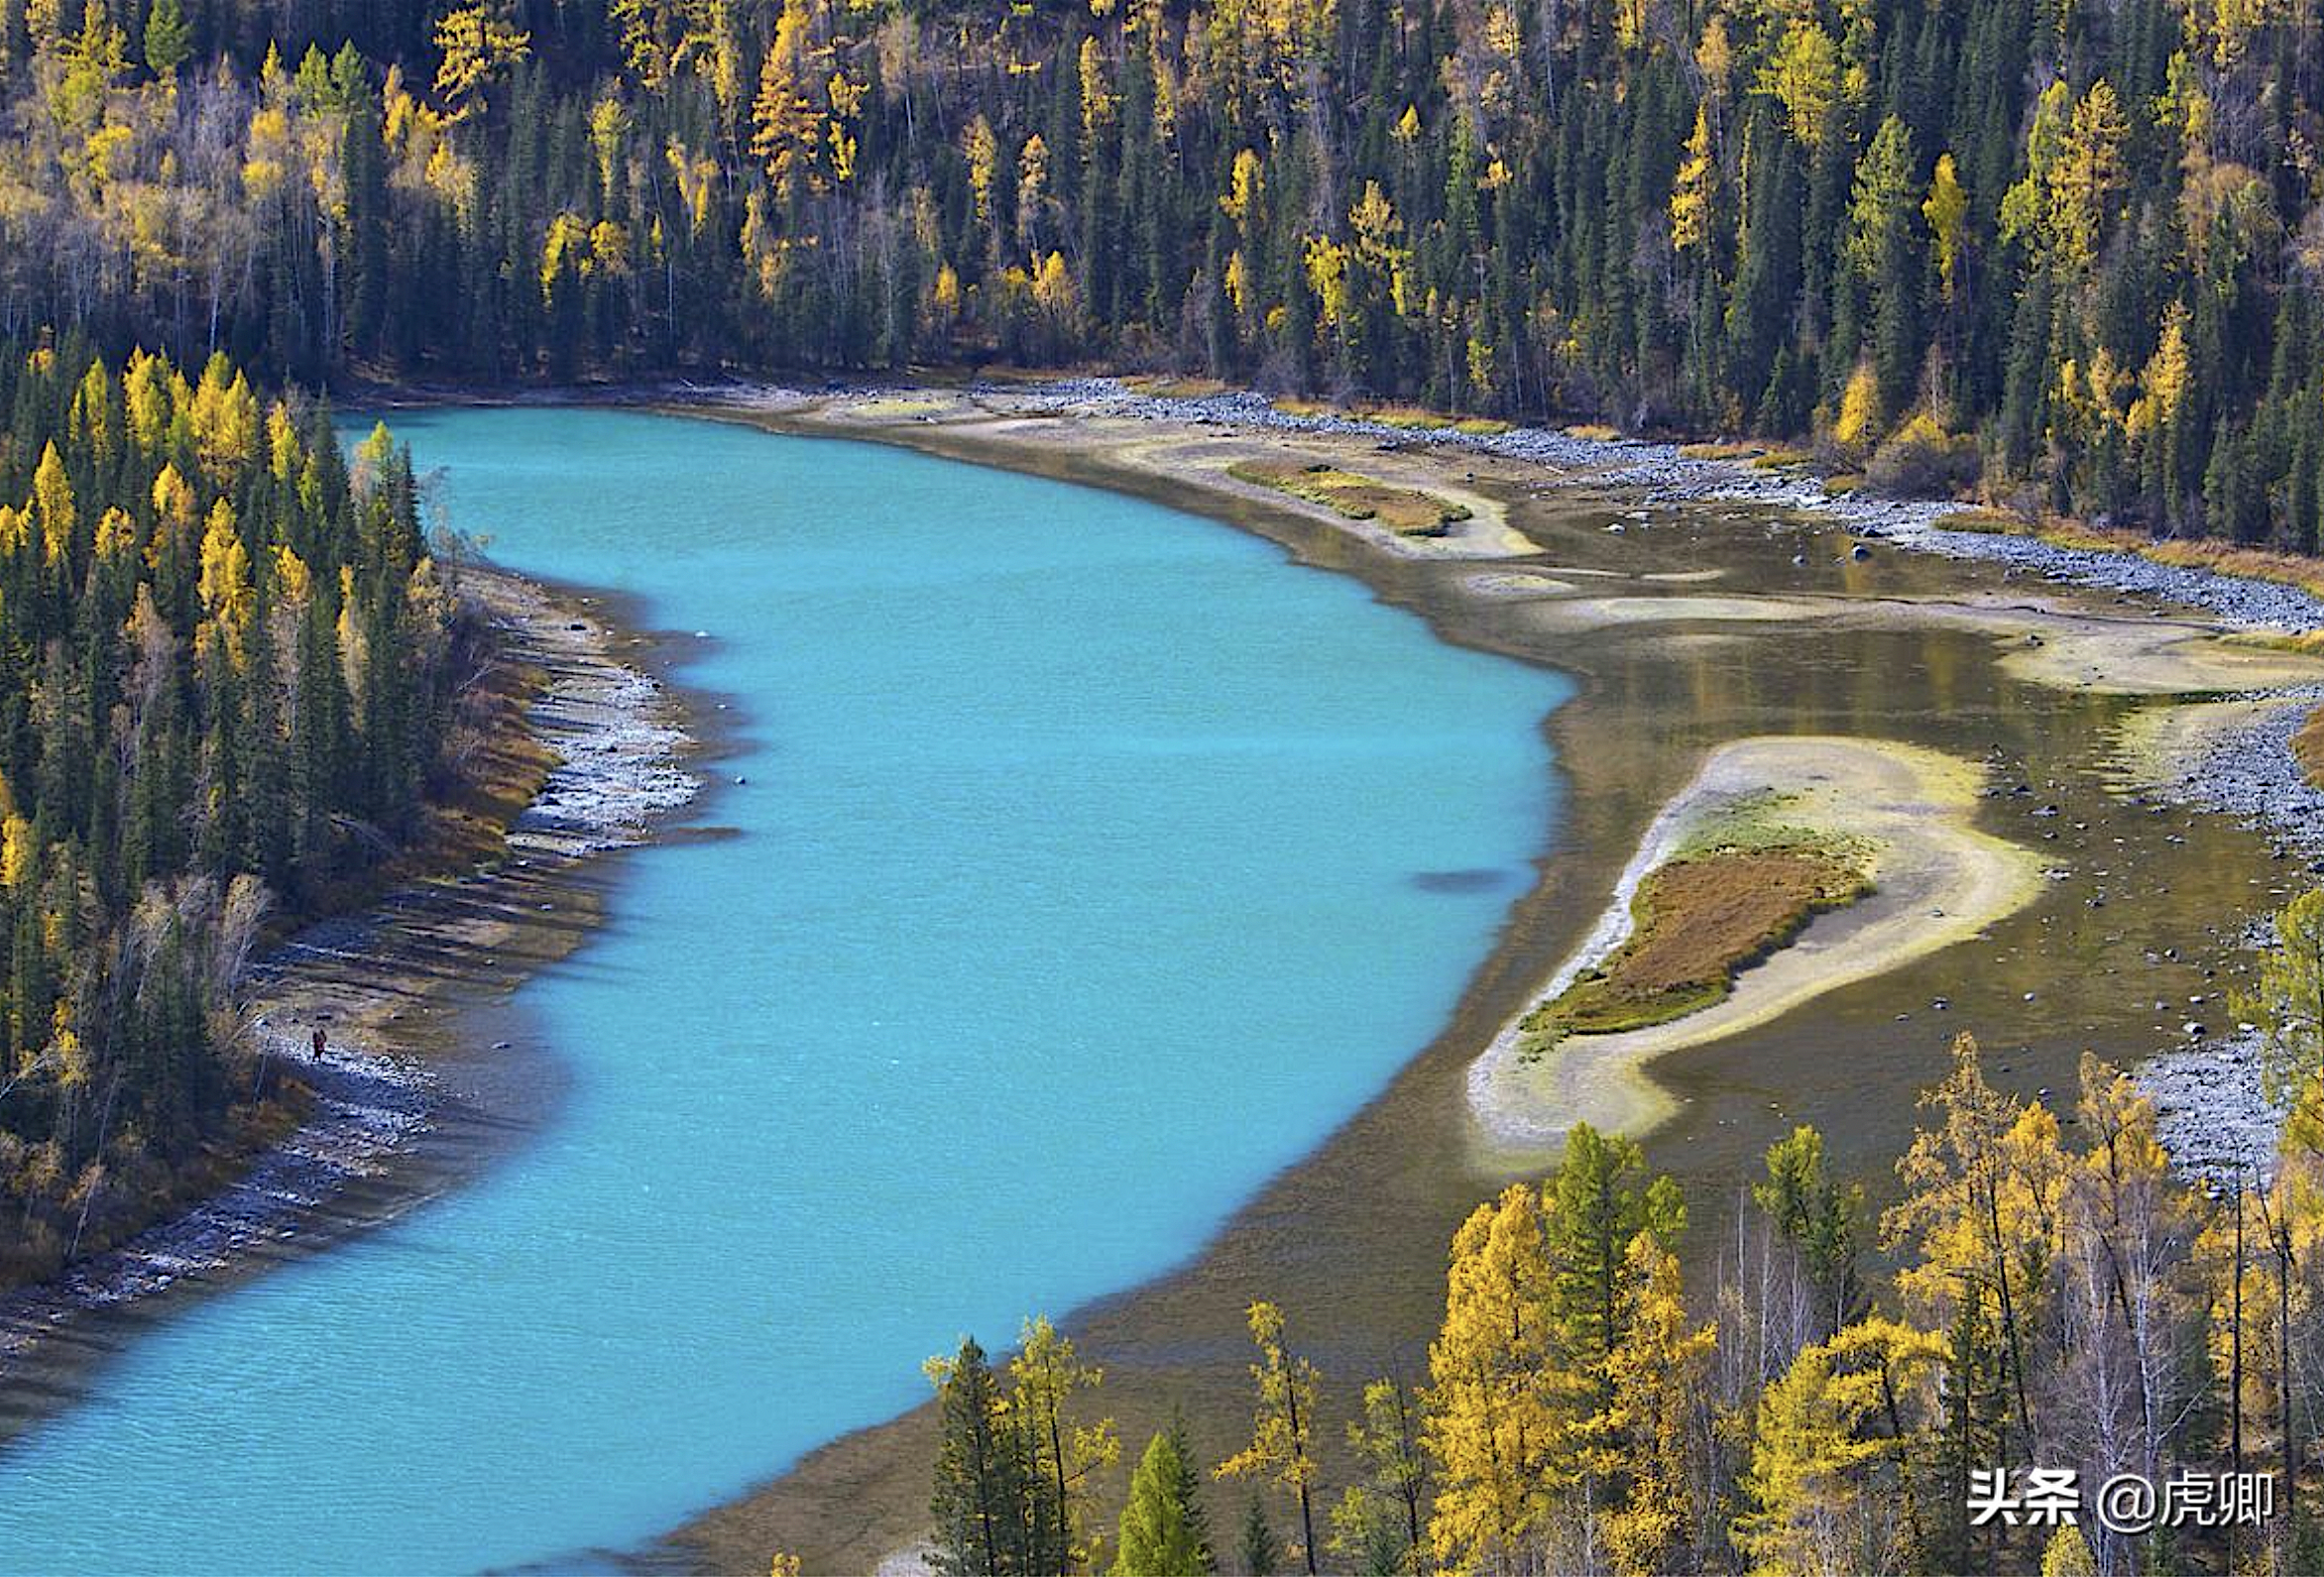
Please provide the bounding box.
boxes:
[0,408,1569,1574]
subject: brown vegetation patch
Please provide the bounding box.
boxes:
[1937,507,2324,607]
[2297,703,2324,790]
[1527,845,1873,1039]
[1225,457,1474,535]
[1123,375,1231,398]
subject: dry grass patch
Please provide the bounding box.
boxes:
[2138,537,2324,602]
[1524,842,1872,1039]
[1125,375,1231,398]
[1263,395,1512,435]
[1933,507,2324,605]
[1749,446,1817,470]
[1226,457,1474,535]
[1565,422,1622,442]
[1680,440,1767,462]
[2297,703,2324,790]
[1935,506,2028,533]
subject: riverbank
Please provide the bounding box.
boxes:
[0,564,697,1404]
[662,377,2324,1575]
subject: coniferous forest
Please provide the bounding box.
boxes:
[12,3,2324,1575]
[926,1014,2324,1577]
[3,0,2324,546]
[0,342,458,1282]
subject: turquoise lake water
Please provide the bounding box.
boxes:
[0,408,1569,1574]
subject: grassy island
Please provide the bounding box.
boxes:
[1225,458,1472,537]
[1523,824,1874,1046]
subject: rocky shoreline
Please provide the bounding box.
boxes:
[0,568,697,1376]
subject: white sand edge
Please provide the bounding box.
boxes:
[1468,735,2044,1148]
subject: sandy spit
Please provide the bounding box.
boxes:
[1467,735,2043,1149]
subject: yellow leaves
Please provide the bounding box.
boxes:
[1348,179,1401,259]
[2001,77,2126,277]
[1302,235,1346,326]
[541,211,591,291]
[1484,4,1521,61]
[2039,1525,2099,1577]
[243,103,290,201]
[2054,347,2131,436]
[589,219,629,273]
[1695,16,1733,99]
[1394,103,1422,144]
[1733,1338,1891,1576]
[1425,1183,1567,1572]
[1009,132,1050,248]
[433,4,531,118]
[197,497,254,664]
[1924,153,1968,302]
[1603,1233,1714,1577]
[72,364,121,470]
[424,138,477,216]
[666,140,720,235]
[0,506,24,556]
[49,1011,87,1091]
[1349,180,1411,314]
[2051,79,2129,274]
[752,0,829,191]
[964,114,997,223]
[1670,104,1716,253]
[189,357,259,482]
[81,122,134,186]
[124,349,174,450]
[94,506,136,562]
[588,95,632,193]
[2247,885,2324,1104]
[151,462,196,530]
[2207,0,2292,69]
[1220,147,1263,230]
[1,814,34,890]
[1759,20,1840,147]
[827,71,867,183]
[1078,36,1113,140]
[931,261,962,320]
[32,441,74,568]
[273,544,313,605]
[1465,335,1495,399]
[1223,248,1249,315]
[1030,249,1078,326]
[1217,1299,1322,1504]
[1831,362,1883,456]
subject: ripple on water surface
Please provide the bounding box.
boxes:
[0,408,1570,1575]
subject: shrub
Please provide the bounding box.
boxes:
[1865,412,1980,498]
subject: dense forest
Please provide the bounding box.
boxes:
[0,340,461,1283]
[7,0,2324,546]
[922,893,2324,1577]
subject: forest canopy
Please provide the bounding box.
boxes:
[0,339,460,1283]
[5,0,2324,547]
